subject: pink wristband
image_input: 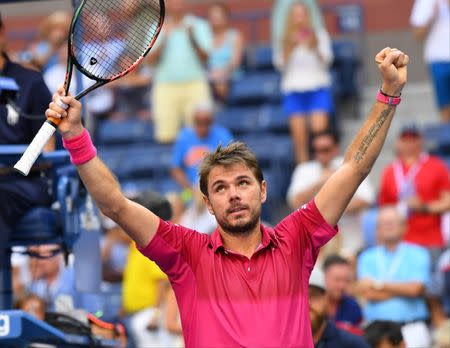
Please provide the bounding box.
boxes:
[62,129,97,165]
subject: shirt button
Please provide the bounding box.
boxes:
[247,266,251,271]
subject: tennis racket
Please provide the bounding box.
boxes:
[14,0,164,175]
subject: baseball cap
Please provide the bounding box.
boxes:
[309,265,326,293]
[399,123,421,137]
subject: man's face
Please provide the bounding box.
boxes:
[396,134,422,159]
[376,208,405,245]
[28,245,61,281]
[204,163,266,236]
[312,135,338,166]
[193,111,213,138]
[166,0,187,15]
[324,263,352,301]
[308,287,327,334]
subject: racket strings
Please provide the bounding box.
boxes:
[72,0,162,80]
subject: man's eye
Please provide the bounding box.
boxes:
[239,180,249,186]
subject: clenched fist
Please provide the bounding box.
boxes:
[375,47,409,96]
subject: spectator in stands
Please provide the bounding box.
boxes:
[0,12,53,301]
[322,254,363,335]
[121,191,173,348]
[364,321,405,348]
[171,101,232,232]
[357,206,432,348]
[207,2,244,102]
[378,125,450,250]
[24,11,71,72]
[287,129,375,257]
[410,0,450,122]
[309,279,370,348]
[279,1,333,164]
[271,0,324,69]
[148,0,213,143]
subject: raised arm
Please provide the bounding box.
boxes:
[45,88,160,248]
[315,47,409,226]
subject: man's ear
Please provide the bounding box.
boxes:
[203,194,215,215]
[260,180,267,204]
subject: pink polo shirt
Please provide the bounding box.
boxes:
[139,200,338,348]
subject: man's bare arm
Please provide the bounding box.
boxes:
[46,89,160,248]
[315,47,409,226]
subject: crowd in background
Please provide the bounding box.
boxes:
[1,0,449,347]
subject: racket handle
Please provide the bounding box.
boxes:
[14,121,57,176]
[47,98,70,126]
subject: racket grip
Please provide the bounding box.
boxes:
[14,121,57,176]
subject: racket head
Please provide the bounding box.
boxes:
[68,0,164,85]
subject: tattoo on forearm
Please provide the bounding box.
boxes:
[354,106,394,163]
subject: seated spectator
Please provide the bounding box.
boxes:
[357,206,432,348]
[171,101,232,196]
[309,278,370,347]
[287,129,375,257]
[323,254,363,335]
[121,191,173,348]
[279,1,333,163]
[147,0,213,143]
[364,321,405,348]
[207,2,244,102]
[26,244,103,315]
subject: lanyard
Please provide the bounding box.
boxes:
[393,153,429,200]
[376,244,405,281]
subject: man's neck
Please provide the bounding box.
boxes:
[220,223,262,259]
[384,240,401,251]
[401,152,421,166]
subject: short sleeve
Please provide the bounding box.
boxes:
[27,75,52,136]
[137,219,208,282]
[356,250,375,279]
[409,247,431,284]
[316,29,333,66]
[277,200,338,272]
[171,132,187,168]
[193,18,213,53]
[434,159,450,192]
[286,164,318,206]
[410,0,435,27]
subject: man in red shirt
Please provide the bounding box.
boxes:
[46,47,408,348]
[378,125,450,248]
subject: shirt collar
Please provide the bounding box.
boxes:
[209,224,278,253]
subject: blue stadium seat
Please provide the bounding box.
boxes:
[240,133,294,167]
[331,40,360,99]
[246,45,274,71]
[97,146,128,178]
[215,106,261,134]
[227,72,281,105]
[423,122,450,155]
[96,119,154,146]
[259,104,289,134]
[120,144,173,180]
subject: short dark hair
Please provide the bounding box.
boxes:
[311,128,340,145]
[131,191,172,221]
[199,142,264,197]
[322,254,349,272]
[364,321,404,348]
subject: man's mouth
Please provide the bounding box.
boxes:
[228,205,248,214]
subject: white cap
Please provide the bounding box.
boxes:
[193,100,215,115]
[309,265,326,290]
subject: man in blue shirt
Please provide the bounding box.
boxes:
[171,100,232,193]
[0,12,53,285]
[357,205,432,347]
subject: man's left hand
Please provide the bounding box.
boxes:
[375,47,409,96]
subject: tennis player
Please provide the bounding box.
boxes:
[46,47,408,348]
